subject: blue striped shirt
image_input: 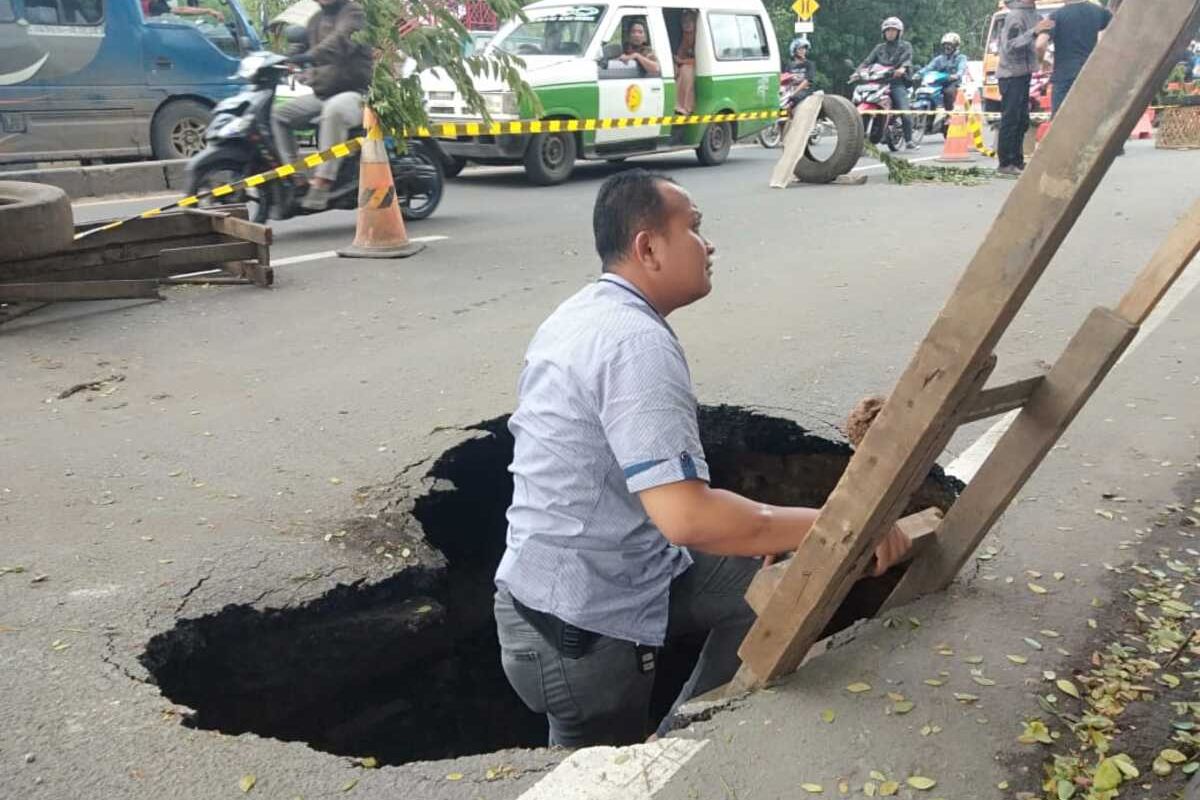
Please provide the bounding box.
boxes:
[495,274,707,646]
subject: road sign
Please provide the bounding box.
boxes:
[794,20,814,33]
[791,0,819,21]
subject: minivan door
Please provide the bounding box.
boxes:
[594,7,667,147]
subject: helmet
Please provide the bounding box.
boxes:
[881,16,904,35]
[941,32,961,48]
[790,36,810,56]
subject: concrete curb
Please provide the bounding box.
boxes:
[1,160,188,200]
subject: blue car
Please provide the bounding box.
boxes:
[0,0,261,164]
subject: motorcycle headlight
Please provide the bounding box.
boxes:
[482,91,519,117]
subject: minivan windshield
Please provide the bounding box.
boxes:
[495,4,605,57]
[144,0,245,57]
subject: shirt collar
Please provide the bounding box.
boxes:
[596,274,677,338]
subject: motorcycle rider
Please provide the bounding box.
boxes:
[916,32,969,112]
[857,17,917,150]
[272,0,373,211]
[785,36,816,107]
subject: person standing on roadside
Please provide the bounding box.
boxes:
[995,0,1050,176]
[1037,0,1113,117]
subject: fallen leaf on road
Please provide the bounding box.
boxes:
[801,783,823,793]
[846,682,872,694]
[1053,571,1065,581]
[863,782,877,797]
[923,679,944,687]
[906,777,936,790]
[964,655,984,664]
[341,778,359,791]
[1161,749,1188,764]
[869,771,887,782]
[1007,654,1028,664]
[892,701,914,714]
[1056,679,1080,699]
[358,757,378,769]
[879,780,900,796]
[953,693,980,703]
[1024,637,1043,650]
[820,709,836,723]
[1039,629,1061,638]
[972,676,997,686]
[1028,582,1048,595]
[1018,720,1052,744]
[446,773,464,781]
[1092,759,1122,791]
[1095,509,1115,520]
[330,477,343,485]
[239,775,256,793]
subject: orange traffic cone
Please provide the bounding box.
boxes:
[937,91,973,163]
[338,107,425,260]
[1128,107,1154,140]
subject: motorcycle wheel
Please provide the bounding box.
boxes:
[397,144,444,222]
[885,118,903,152]
[757,122,783,149]
[911,113,928,148]
[189,160,270,224]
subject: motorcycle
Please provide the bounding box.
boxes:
[757,72,833,149]
[910,69,953,146]
[186,50,445,225]
[850,63,906,152]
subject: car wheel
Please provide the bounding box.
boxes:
[152,99,211,160]
[696,120,732,165]
[523,131,576,185]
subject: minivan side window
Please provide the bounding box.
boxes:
[21,0,103,24]
[708,12,769,61]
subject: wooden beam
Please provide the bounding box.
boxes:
[1,234,230,283]
[745,507,943,615]
[0,280,162,302]
[209,214,273,246]
[157,242,259,270]
[960,375,1046,425]
[736,0,1200,686]
[1115,197,1200,325]
[881,307,1137,612]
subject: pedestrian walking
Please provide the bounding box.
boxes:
[995,0,1049,176]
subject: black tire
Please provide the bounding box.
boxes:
[0,180,72,261]
[885,118,902,152]
[188,160,270,224]
[794,95,864,184]
[911,111,928,147]
[151,100,211,160]
[865,115,884,145]
[757,122,783,149]
[523,131,576,185]
[444,156,467,178]
[398,145,444,221]
[696,120,732,165]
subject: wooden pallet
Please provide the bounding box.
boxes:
[733,0,1200,690]
[0,206,271,325]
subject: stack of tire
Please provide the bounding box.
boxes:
[0,182,74,264]
[793,94,864,184]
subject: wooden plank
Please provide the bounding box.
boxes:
[1115,197,1200,325]
[0,280,162,302]
[160,276,253,286]
[157,242,259,270]
[960,375,1045,424]
[1,234,229,282]
[881,307,1137,612]
[736,0,1199,686]
[209,214,273,246]
[745,508,943,614]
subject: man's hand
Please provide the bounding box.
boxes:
[870,525,912,577]
[894,66,906,77]
[1035,18,1055,33]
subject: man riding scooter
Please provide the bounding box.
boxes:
[857,17,917,150]
[272,0,373,211]
[785,36,816,108]
[917,32,968,112]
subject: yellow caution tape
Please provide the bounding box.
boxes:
[73,110,784,240]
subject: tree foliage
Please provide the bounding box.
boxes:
[763,0,999,93]
[358,0,539,135]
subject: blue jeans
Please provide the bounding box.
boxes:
[495,551,759,747]
[890,82,913,142]
[1051,75,1076,118]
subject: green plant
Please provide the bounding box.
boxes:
[358,0,540,137]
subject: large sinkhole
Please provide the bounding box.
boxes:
[141,405,961,765]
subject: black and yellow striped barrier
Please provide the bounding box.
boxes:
[73,110,785,241]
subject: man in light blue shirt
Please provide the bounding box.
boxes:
[495,170,912,747]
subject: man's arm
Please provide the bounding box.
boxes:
[635,50,661,76]
[308,4,366,65]
[640,480,913,576]
[858,43,882,71]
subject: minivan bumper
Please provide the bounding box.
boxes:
[430,118,528,160]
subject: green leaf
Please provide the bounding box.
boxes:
[821,708,836,723]
[1056,679,1080,699]
[1161,748,1188,764]
[1092,758,1122,791]
[341,778,359,792]
[1006,654,1028,664]
[1153,757,1172,776]
[239,775,256,793]
[1024,637,1044,650]
[906,776,936,790]
[801,783,824,793]
[892,701,914,714]
[1056,778,1075,800]
[846,682,872,694]
[879,780,900,796]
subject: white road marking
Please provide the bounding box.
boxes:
[852,154,942,173]
[73,193,182,208]
[517,739,708,800]
[271,235,448,267]
[946,251,1200,482]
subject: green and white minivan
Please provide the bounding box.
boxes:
[422,0,780,184]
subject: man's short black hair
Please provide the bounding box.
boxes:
[593,169,677,271]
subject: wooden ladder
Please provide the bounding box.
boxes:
[733,0,1200,689]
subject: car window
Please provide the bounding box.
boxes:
[708,12,768,61]
[146,0,241,57]
[599,14,657,78]
[496,5,604,57]
[22,0,102,24]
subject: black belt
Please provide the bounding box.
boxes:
[511,596,600,659]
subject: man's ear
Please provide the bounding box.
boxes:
[632,229,657,269]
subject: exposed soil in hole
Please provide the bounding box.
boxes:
[140,405,961,766]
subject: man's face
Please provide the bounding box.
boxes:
[942,43,954,55]
[648,183,715,308]
[629,23,646,46]
[317,0,338,8]
[884,28,898,41]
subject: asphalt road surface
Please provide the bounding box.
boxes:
[3,140,1199,799]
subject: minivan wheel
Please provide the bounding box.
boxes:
[696,121,732,166]
[523,131,576,185]
[444,156,468,178]
[152,100,211,160]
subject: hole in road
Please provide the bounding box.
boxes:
[139,406,961,765]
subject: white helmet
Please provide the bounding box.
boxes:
[941,32,961,48]
[881,16,904,35]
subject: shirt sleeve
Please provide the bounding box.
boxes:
[597,333,709,494]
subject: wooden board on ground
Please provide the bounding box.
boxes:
[769,93,824,189]
[736,0,1200,687]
